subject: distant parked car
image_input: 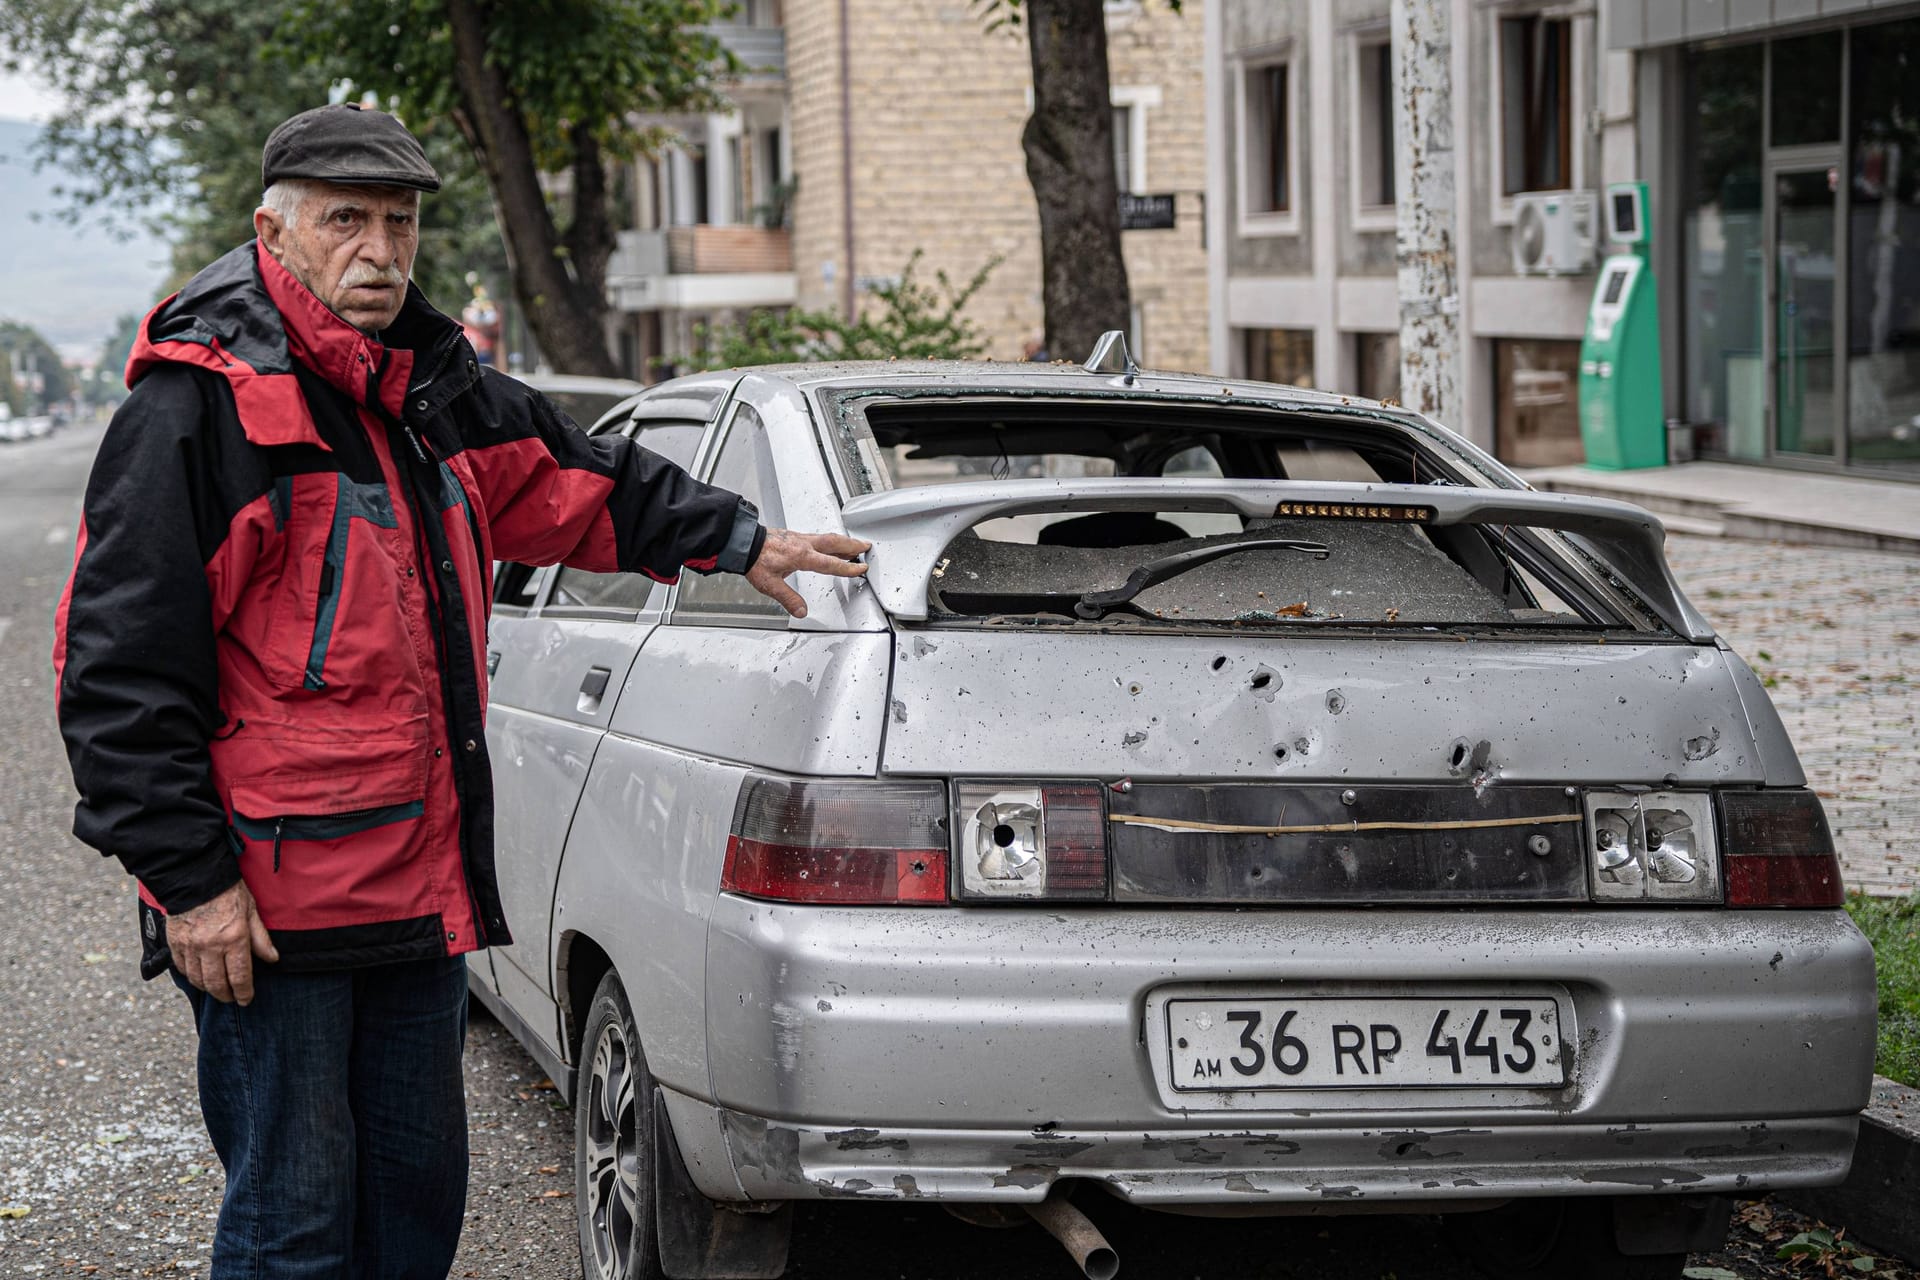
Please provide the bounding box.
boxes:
[468,341,1874,1280]
[504,371,646,433]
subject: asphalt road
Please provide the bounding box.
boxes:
[0,416,1908,1279]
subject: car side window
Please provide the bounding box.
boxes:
[546,421,708,616]
[674,405,786,624]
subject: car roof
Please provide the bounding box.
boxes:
[712,359,1379,408]
[505,372,649,398]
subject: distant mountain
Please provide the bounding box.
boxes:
[0,117,171,357]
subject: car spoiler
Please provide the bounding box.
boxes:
[838,478,1715,640]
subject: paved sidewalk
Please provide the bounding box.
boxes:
[1524,461,1920,554]
[1665,533,1920,897]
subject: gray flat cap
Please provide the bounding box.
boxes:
[262,103,442,193]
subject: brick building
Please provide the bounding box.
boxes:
[607,0,1212,378]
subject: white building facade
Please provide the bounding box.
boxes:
[1204,0,1644,467]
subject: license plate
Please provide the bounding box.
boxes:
[1166,996,1566,1091]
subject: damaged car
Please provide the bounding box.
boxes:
[471,337,1875,1280]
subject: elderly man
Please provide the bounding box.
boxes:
[53,104,867,1278]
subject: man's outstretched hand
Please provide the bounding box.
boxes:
[170,880,279,1006]
[746,528,871,618]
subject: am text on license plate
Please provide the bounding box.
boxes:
[1166,997,1565,1091]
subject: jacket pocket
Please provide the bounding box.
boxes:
[233,801,425,872]
[300,475,400,691]
[302,508,349,691]
[215,711,430,817]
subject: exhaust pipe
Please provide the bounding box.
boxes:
[1022,1194,1120,1280]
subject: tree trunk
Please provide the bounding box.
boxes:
[1021,0,1131,365]
[444,0,618,376]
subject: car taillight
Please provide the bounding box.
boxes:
[952,781,1109,901]
[1719,789,1846,908]
[1583,790,1722,902]
[722,776,949,905]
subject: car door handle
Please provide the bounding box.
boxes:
[580,667,611,699]
[487,650,502,676]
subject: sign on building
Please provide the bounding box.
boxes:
[1119,193,1176,231]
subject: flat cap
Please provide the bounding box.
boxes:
[262,103,442,193]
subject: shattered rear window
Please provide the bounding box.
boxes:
[930,517,1603,629]
[824,392,1639,631]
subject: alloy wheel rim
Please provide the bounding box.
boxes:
[584,1018,641,1280]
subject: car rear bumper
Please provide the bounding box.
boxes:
[695,901,1874,1203]
[661,1097,1859,1204]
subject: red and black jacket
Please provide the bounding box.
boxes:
[54,241,763,977]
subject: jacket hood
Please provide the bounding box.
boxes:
[127,241,474,448]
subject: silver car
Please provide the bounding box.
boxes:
[472,348,1875,1280]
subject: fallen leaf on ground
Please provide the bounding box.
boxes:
[0,1205,28,1218]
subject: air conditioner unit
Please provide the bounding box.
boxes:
[1511,191,1598,277]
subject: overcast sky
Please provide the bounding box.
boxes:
[0,64,171,363]
[0,64,60,123]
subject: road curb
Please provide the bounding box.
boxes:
[1778,1076,1920,1262]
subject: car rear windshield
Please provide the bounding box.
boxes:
[830,393,1657,634]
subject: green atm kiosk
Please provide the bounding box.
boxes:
[1578,182,1665,469]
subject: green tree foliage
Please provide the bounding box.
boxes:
[285,0,739,374]
[0,0,507,323]
[685,252,999,371]
[0,346,18,417]
[0,321,72,408]
[88,311,142,403]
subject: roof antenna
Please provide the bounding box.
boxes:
[1083,329,1139,386]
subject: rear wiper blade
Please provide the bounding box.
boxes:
[1072,538,1329,620]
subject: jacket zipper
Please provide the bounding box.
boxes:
[381,410,491,947]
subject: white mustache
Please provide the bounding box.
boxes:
[340,261,407,290]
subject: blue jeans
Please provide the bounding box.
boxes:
[172,955,470,1279]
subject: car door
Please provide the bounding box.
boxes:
[483,405,718,1048]
[556,393,889,1102]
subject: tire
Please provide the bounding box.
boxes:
[1445,1197,1687,1280]
[576,970,668,1280]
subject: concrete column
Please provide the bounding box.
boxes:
[1393,0,1463,425]
[1309,0,1340,392]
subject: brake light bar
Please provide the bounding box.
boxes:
[1718,790,1845,908]
[722,776,948,905]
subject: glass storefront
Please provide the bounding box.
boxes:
[1684,17,1920,476]
[1846,18,1920,474]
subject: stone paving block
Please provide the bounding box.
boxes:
[1665,535,1919,897]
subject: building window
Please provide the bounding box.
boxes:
[1243,328,1315,388]
[1113,105,1134,195]
[1238,57,1294,223]
[1494,338,1584,467]
[1354,37,1396,213]
[1499,14,1573,196]
[1355,332,1401,405]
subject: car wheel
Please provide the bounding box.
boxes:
[576,970,668,1280]
[1446,1198,1686,1280]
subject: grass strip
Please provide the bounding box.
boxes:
[1845,891,1920,1089]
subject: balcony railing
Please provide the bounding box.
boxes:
[606,225,797,313]
[704,23,786,80]
[612,227,793,280]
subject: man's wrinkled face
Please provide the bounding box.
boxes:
[256,184,420,334]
